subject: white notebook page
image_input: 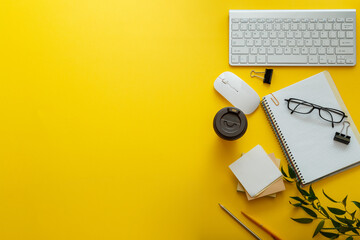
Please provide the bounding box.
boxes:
[264,72,360,184]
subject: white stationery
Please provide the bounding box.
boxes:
[262,71,360,185]
[229,145,282,197]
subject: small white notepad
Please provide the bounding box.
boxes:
[229,145,282,197]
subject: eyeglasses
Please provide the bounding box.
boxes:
[284,98,347,128]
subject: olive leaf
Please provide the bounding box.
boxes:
[309,185,317,201]
[346,237,353,240]
[301,206,317,218]
[338,226,352,233]
[319,231,339,239]
[331,218,341,229]
[335,216,355,225]
[323,189,338,203]
[281,166,289,178]
[289,201,302,207]
[319,206,329,218]
[290,196,309,205]
[313,219,325,237]
[296,182,310,197]
[291,218,313,223]
[342,195,348,207]
[350,210,356,220]
[353,201,360,209]
[287,164,297,179]
[328,207,346,215]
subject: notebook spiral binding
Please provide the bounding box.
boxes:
[261,98,305,184]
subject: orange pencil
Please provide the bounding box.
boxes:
[241,212,282,240]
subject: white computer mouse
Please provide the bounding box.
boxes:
[214,72,260,114]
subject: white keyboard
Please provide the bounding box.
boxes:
[229,10,356,66]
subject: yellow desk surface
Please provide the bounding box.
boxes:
[1,1,360,239]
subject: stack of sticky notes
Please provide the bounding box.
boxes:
[229,145,285,200]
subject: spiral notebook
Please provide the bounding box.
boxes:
[262,71,360,186]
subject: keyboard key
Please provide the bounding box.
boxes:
[246,39,254,46]
[331,39,339,46]
[248,55,256,63]
[345,18,353,22]
[240,55,247,63]
[268,55,307,64]
[258,47,266,54]
[275,47,283,54]
[250,47,257,54]
[267,47,275,54]
[288,39,296,47]
[316,23,323,30]
[311,31,319,38]
[253,32,260,38]
[346,31,354,38]
[244,32,252,38]
[309,56,318,63]
[232,31,243,38]
[340,39,353,47]
[279,39,287,46]
[296,39,304,46]
[301,47,308,54]
[346,58,354,64]
[254,39,262,46]
[337,18,344,22]
[232,18,240,23]
[256,55,266,63]
[232,47,249,54]
[319,56,327,63]
[308,23,315,30]
[322,39,330,47]
[324,23,332,30]
[327,55,336,63]
[336,47,354,55]
[329,31,337,39]
[305,39,313,46]
[292,47,300,55]
[231,55,239,63]
[313,39,321,46]
[327,47,335,54]
[337,31,345,38]
[271,39,279,46]
[342,23,353,30]
[320,32,328,38]
[284,47,291,55]
[333,23,341,30]
[309,47,317,54]
[263,39,270,46]
[318,48,326,54]
[337,59,345,64]
[232,39,245,46]
[232,23,239,30]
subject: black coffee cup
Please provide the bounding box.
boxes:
[213,107,248,140]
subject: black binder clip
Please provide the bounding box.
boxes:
[250,69,273,84]
[334,121,351,145]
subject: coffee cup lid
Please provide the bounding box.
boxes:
[213,107,247,140]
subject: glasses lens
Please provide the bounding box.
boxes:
[288,99,313,113]
[319,109,344,123]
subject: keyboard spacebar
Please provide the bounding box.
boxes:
[268,55,308,64]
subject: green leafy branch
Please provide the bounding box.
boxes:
[282,164,360,239]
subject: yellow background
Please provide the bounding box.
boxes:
[0,0,359,239]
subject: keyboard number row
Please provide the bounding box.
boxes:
[231,39,353,47]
